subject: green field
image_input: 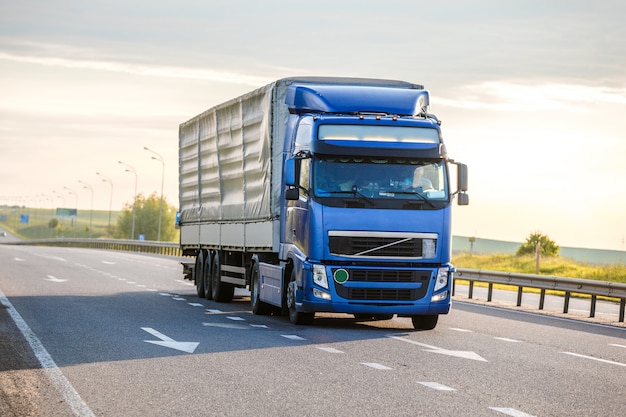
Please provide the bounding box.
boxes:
[0,206,121,239]
[453,252,626,284]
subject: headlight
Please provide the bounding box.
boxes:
[312,264,329,289]
[434,267,449,292]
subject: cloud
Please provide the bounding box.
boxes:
[0,46,274,86]
[438,81,626,112]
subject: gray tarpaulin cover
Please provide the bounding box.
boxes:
[178,81,289,225]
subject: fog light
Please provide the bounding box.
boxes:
[431,291,448,302]
[313,288,331,300]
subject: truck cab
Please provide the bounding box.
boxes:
[275,79,468,329]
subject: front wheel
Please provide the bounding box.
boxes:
[287,270,314,325]
[411,314,438,330]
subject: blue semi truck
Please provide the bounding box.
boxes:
[179,77,468,330]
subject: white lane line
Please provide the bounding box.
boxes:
[281,335,306,341]
[227,316,246,321]
[562,352,626,367]
[417,382,456,391]
[172,297,186,301]
[188,303,204,307]
[449,327,473,332]
[250,324,269,328]
[489,407,536,417]
[205,309,223,314]
[0,289,95,417]
[610,343,626,349]
[494,337,521,343]
[317,347,344,354]
[361,362,392,370]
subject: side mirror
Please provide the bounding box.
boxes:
[457,193,469,206]
[285,157,297,187]
[456,163,468,192]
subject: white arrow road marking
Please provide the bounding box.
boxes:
[562,351,626,367]
[45,275,67,283]
[388,335,488,362]
[141,327,199,353]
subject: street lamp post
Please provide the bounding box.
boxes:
[144,146,165,241]
[78,180,94,238]
[118,161,137,240]
[96,172,113,238]
[63,186,78,238]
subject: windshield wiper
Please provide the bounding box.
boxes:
[315,186,376,207]
[392,190,435,208]
[350,185,375,206]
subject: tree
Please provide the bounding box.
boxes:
[114,192,177,241]
[516,232,560,257]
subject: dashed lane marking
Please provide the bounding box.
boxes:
[361,362,392,370]
[489,407,537,417]
[417,382,456,391]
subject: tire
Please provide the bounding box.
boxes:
[211,251,234,303]
[287,270,314,325]
[251,262,271,315]
[202,250,213,300]
[194,251,204,298]
[411,314,438,330]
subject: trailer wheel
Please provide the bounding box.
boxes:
[211,251,234,303]
[194,251,205,298]
[411,314,438,330]
[202,250,213,300]
[250,262,271,315]
[287,270,314,325]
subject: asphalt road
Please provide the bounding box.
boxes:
[0,244,625,417]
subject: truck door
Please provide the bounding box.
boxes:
[285,157,311,256]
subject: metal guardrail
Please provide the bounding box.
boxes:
[3,239,625,323]
[454,268,626,323]
[1,237,185,257]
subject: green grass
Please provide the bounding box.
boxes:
[453,252,626,284]
[0,206,119,239]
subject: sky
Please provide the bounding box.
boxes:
[1,0,626,250]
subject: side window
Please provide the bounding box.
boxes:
[299,158,310,197]
[294,117,313,153]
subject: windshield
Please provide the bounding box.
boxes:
[312,156,448,208]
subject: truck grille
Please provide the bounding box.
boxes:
[333,268,431,301]
[328,232,437,259]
